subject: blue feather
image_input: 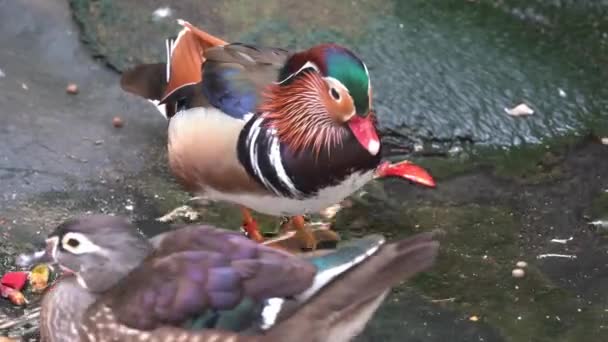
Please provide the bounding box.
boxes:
[202,65,257,120]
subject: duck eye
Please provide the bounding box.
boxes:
[66,238,80,248]
[330,88,340,101]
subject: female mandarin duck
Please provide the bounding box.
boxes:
[22,215,439,341]
[121,20,435,249]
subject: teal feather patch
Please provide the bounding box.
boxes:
[307,235,385,272]
[184,298,261,332]
[296,234,385,302]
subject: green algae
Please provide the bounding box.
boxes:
[336,200,608,342]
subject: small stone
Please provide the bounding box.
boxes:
[601,137,608,145]
[66,83,79,94]
[512,268,525,278]
[112,116,124,128]
[516,261,528,268]
[469,315,479,322]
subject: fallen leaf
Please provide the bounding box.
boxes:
[29,264,50,293]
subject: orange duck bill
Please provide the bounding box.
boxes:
[375,160,436,188]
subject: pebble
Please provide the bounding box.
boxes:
[512,268,525,278]
[66,83,79,95]
[516,261,527,268]
[112,116,124,128]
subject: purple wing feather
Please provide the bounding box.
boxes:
[101,225,316,330]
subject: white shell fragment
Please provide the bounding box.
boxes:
[516,261,527,268]
[152,7,172,19]
[537,253,577,260]
[550,236,573,244]
[504,103,534,117]
[512,268,525,278]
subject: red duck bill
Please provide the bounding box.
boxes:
[348,115,380,156]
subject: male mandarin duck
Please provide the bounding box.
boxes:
[121,20,435,249]
[21,215,439,341]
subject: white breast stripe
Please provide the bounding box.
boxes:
[260,298,285,330]
[165,39,172,83]
[269,136,301,197]
[248,118,280,194]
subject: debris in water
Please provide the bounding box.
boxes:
[0,285,27,306]
[29,264,50,293]
[550,236,573,244]
[320,203,342,220]
[21,83,28,90]
[469,315,479,322]
[601,137,608,145]
[537,253,577,260]
[516,261,527,268]
[558,88,567,98]
[512,268,525,278]
[1,272,28,291]
[152,7,172,19]
[125,204,134,211]
[112,116,124,128]
[431,297,456,303]
[156,205,200,222]
[504,103,534,117]
[589,219,608,231]
[65,83,79,95]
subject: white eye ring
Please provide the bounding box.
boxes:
[324,76,348,103]
[61,232,102,255]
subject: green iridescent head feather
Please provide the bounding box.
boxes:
[279,43,371,115]
[324,48,371,115]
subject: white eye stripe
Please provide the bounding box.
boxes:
[46,236,59,260]
[324,76,348,94]
[275,61,320,85]
[61,232,102,255]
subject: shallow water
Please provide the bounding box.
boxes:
[69,0,608,147]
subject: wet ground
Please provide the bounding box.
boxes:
[1,0,607,341]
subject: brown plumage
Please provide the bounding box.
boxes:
[261,71,347,157]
